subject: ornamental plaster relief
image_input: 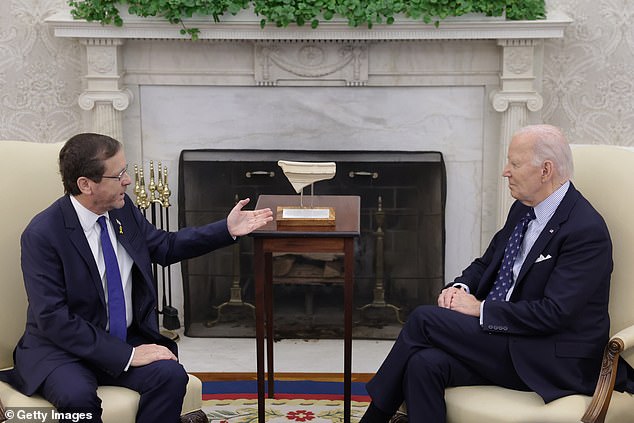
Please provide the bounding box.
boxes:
[505,47,533,75]
[255,42,368,86]
[88,50,116,74]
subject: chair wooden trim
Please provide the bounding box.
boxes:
[180,409,209,423]
[583,326,634,423]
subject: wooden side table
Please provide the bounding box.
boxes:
[251,195,360,423]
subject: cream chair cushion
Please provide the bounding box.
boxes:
[441,144,634,423]
[1,374,202,421]
[445,386,633,423]
[0,140,204,423]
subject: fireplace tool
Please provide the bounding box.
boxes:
[358,196,404,324]
[206,194,256,327]
[134,161,180,340]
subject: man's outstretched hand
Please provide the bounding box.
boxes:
[226,198,273,237]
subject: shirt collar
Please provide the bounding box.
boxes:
[533,181,570,224]
[69,195,110,232]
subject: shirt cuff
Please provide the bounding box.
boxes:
[124,347,135,371]
[479,300,486,326]
[451,282,470,294]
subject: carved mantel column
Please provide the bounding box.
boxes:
[491,39,544,225]
[78,38,133,141]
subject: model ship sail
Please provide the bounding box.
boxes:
[277,160,336,193]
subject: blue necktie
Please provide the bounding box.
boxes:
[487,209,536,302]
[97,216,127,341]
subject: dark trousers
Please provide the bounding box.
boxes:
[39,359,187,423]
[366,305,529,423]
[38,331,187,423]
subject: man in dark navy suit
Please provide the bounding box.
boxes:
[0,133,272,422]
[361,124,633,422]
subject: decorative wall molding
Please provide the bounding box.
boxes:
[78,89,133,112]
[254,42,368,86]
[46,9,571,41]
[491,91,544,113]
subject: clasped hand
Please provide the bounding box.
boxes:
[437,286,481,317]
[131,344,177,367]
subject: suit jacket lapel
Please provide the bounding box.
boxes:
[514,183,580,287]
[60,196,106,307]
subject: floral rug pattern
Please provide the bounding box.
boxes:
[204,398,369,422]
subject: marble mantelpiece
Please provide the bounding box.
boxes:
[46,9,571,323]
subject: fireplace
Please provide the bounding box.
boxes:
[46,9,570,334]
[179,150,445,339]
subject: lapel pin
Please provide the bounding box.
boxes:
[116,219,123,235]
[549,229,554,233]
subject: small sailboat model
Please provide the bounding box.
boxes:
[277,160,336,194]
[276,160,337,227]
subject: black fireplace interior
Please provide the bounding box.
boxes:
[179,150,446,340]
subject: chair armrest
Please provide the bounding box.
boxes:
[613,325,634,350]
[582,325,634,423]
[0,365,12,421]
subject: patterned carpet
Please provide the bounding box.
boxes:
[201,378,370,422]
[204,398,369,422]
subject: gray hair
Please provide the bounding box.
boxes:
[513,124,574,180]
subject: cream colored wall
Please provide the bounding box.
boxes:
[1,1,633,145]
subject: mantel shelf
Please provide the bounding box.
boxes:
[46,9,571,41]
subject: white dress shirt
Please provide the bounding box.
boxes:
[70,195,134,329]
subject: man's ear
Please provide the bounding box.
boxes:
[541,160,554,181]
[76,176,93,195]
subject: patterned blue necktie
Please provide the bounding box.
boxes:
[487,208,536,302]
[97,216,127,341]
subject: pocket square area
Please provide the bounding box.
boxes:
[536,254,552,263]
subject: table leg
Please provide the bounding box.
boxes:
[344,238,354,423]
[265,251,275,398]
[254,239,266,422]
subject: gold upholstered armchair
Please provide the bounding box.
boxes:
[0,141,207,423]
[428,145,634,423]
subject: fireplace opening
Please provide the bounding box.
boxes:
[179,150,446,340]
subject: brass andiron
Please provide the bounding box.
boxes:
[206,194,256,327]
[358,196,403,324]
[134,161,180,340]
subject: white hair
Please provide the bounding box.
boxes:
[513,124,574,180]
